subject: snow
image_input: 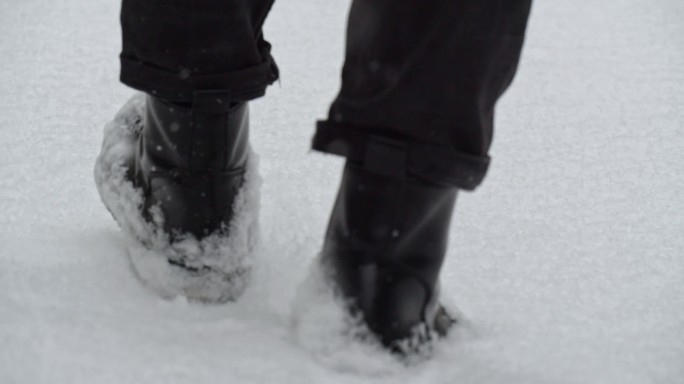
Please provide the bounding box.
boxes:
[1,0,683,383]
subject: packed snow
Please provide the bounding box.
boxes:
[1,0,683,383]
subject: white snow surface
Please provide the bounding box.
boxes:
[1,0,683,383]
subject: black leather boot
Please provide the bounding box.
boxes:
[133,94,249,240]
[321,161,457,351]
[95,93,257,302]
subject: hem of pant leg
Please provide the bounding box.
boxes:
[119,55,278,102]
[311,121,489,191]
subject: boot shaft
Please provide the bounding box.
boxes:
[135,95,251,238]
[141,95,249,173]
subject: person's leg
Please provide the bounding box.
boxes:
[118,0,278,238]
[94,1,279,302]
[315,0,533,349]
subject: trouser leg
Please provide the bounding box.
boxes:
[313,0,533,190]
[115,1,278,238]
[120,0,279,102]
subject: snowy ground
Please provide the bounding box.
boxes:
[1,0,683,383]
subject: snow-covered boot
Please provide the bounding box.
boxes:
[133,94,249,240]
[94,93,260,302]
[321,161,457,351]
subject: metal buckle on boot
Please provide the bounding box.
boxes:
[362,135,408,179]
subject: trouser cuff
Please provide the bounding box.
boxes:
[312,122,490,191]
[120,53,278,103]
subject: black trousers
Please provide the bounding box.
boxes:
[120,0,532,190]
